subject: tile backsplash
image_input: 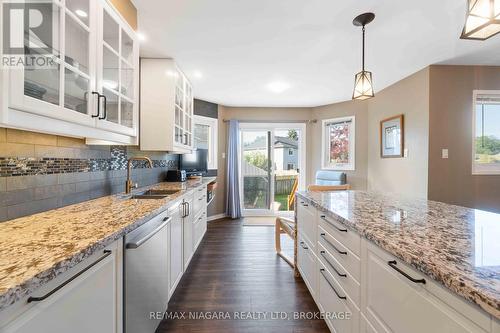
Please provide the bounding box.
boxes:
[0,128,179,222]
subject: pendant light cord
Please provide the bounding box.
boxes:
[362,26,365,71]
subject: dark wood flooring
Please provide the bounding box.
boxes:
[156,218,329,333]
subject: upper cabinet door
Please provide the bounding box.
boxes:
[9,0,97,126]
[173,70,193,150]
[95,0,138,136]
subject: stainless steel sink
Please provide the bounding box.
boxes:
[131,189,180,199]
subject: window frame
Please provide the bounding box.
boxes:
[321,116,356,171]
[193,115,218,170]
[472,90,500,175]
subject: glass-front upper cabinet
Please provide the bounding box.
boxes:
[173,70,193,149]
[95,0,138,136]
[9,0,96,126]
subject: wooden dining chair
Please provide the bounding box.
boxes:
[275,216,296,268]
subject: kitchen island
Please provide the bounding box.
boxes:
[296,190,500,333]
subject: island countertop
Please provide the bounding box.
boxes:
[0,177,215,312]
[296,190,500,320]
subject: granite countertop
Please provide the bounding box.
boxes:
[0,177,216,312]
[296,190,500,320]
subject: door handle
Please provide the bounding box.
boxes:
[98,94,107,120]
[320,251,347,277]
[320,215,348,232]
[126,217,171,249]
[28,250,112,303]
[91,91,100,118]
[320,268,346,300]
[320,233,347,255]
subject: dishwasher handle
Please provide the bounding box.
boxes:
[126,217,171,249]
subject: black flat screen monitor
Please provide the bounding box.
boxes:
[180,149,208,175]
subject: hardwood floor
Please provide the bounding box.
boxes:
[156,218,329,333]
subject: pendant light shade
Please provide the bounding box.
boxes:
[461,0,500,40]
[352,13,375,101]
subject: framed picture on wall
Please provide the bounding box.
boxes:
[380,114,404,158]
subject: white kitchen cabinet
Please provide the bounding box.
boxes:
[168,201,184,296]
[3,0,138,145]
[362,241,490,333]
[297,233,318,301]
[140,58,194,153]
[0,239,122,333]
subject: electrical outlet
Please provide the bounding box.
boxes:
[442,149,449,159]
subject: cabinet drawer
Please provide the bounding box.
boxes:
[318,242,360,308]
[318,225,360,282]
[192,186,207,216]
[318,213,360,256]
[318,260,360,333]
[297,233,317,299]
[297,200,317,250]
[193,210,207,248]
[363,243,489,333]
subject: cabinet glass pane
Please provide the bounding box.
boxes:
[120,60,133,98]
[26,3,61,57]
[65,14,89,74]
[25,63,60,106]
[121,30,134,64]
[103,10,119,51]
[64,68,88,114]
[66,0,89,26]
[102,88,119,124]
[175,106,181,126]
[175,127,180,143]
[103,46,119,91]
[121,99,133,128]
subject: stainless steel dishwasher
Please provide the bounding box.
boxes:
[124,211,171,333]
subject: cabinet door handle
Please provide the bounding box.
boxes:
[388,260,426,284]
[91,91,100,118]
[320,251,347,277]
[27,250,112,303]
[98,94,107,120]
[320,268,346,300]
[181,202,186,217]
[299,241,308,250]
[320,233,347,255]
[320,215,347,232]
[300,201,309,207]
[126,217,171,249]
[186,202,190,216]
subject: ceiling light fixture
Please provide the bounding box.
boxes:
[461,0,500,40]
[352,12,375,101]
[137,32,147,42]
[267,81,290,93]
[192,70,203,79]
[75,9,88,18]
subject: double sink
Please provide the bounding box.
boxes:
[130,189,180,199]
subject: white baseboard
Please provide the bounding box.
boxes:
[207,213,227,222]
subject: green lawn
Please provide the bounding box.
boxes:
[274,194,289,211]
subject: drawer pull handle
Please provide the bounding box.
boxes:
[388,260,426,284]
[27,250,113,303]
[320,215,347,232]
[300,241,308,250]
[320,251,347,277]
[320,233,347,255]
[320,268,346,300]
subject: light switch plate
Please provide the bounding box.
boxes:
[222,153,226,159]
[403,149,408,157]
[442,149,449,159]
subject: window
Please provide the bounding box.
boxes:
[288,148,294,155]
[472,91,500,175]
[321,116,355,170]
[194,115,218,170]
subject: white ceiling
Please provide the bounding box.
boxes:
[133,0,500,107]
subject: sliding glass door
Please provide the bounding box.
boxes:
[239,123,306,216]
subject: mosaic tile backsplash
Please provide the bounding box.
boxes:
[0,129,180,221]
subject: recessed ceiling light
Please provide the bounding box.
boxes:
[267,81,290,93]
[192,70,203,79]
[137,32,147,42]
[75,9,88,18]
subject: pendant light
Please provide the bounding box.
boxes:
[352,12,375,100]
[461,0,500,40]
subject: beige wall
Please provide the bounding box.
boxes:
[428,65,500,213]
[110,0,137,30]
[367,67,430,198]
[310,100,369,190]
